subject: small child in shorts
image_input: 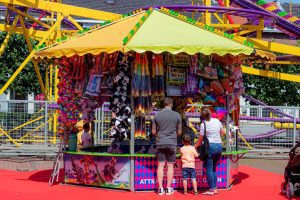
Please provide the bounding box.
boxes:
[180,134,199,195]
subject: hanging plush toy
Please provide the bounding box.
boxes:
[132,53,152,118]
[151,54,165,97]
[57,56,81,136]
[109,53,133,142]
[210,80,225,96]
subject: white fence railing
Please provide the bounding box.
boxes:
[0,100,58,154]
[239,105,300,152]
[1,100,299,155]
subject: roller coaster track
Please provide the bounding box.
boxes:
[233,0,300,39]
[0,0,120,20]
[143,5,300,56]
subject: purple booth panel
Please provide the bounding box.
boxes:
[134,156,227,191]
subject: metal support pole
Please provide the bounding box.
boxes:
[98,109,101,144]
[48,67,53,133]
[223,0,230,24]
[45,102,48,146]
[67,15,84,30]
[19,16,48,99]
[203,0,211,25]
[98,108,101,144]
[56,13,62,40]
[49,64,53,101]
[53,65,59,145]
[54,65,59,101]
[53,112,57,145]
[0,16,19,56]
[45,67,49,99]
[100,105,104,144]
[257,18,264,40]
[130,60,135,192]
[235,129,239,152]
[293,108,297,146]
[192,0,195,20]
[130,114,135,192]
[226,93,230,152]
[130,115,135,155]
[94,109,97,144]
[259,106,262,118]
[225,92,231,188]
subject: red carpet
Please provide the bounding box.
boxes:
[0,166,292,200]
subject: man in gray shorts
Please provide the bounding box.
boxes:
[152,98,182,195]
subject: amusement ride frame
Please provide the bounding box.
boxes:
[0,0,299,147]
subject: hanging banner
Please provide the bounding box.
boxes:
[64,153,130,190]
[134,156,227,190]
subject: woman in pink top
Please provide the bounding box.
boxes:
[180,134,199,195]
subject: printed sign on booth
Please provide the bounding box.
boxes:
[64,153,130,190]
[134,156,227,190]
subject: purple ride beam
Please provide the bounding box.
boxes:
[0,6,77,30]
[142,5,275,20]
[233,0,300,38]
[240,116,300,123]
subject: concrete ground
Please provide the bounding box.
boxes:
[0,156,54,171]
[239,158,287,174]
[0,156,288,175]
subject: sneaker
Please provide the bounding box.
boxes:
[158,188,165,195]
[166,187,174,195]
[202,191,214,195]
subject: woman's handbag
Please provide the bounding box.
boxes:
[198,121,209,161]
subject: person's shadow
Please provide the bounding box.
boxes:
[233,172,250,185]
[27,169,64,185]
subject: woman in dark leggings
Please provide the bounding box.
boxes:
[195,107,225,195]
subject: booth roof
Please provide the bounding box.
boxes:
[34,9,254,59]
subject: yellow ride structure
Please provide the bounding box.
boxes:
[0,0,299,99]
[0,0,299,146]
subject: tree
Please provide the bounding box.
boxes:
[0,32,45,97]
[243,64,300,106]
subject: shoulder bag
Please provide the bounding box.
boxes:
[198,121,210,161]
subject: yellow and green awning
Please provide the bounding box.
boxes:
[34,8,254,59]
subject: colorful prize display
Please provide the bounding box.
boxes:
[34,8,257,192]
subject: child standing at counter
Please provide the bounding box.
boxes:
[180,134,199,195]
[81,123,92,148]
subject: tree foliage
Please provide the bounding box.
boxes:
[0,32,45,96]
[243,64,300,106]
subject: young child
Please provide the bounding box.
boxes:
[180,134,199,195]
[81,123,92,147]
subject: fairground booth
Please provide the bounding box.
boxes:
[34,8,261,191]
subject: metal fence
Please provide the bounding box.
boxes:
[1,100,299,156]
[0,100,58,155]
[95,103,300,155]
[239,105,300,153]
[94,102,112,145]
[94,102,153,145]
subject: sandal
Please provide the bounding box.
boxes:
[183,191,188,195]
